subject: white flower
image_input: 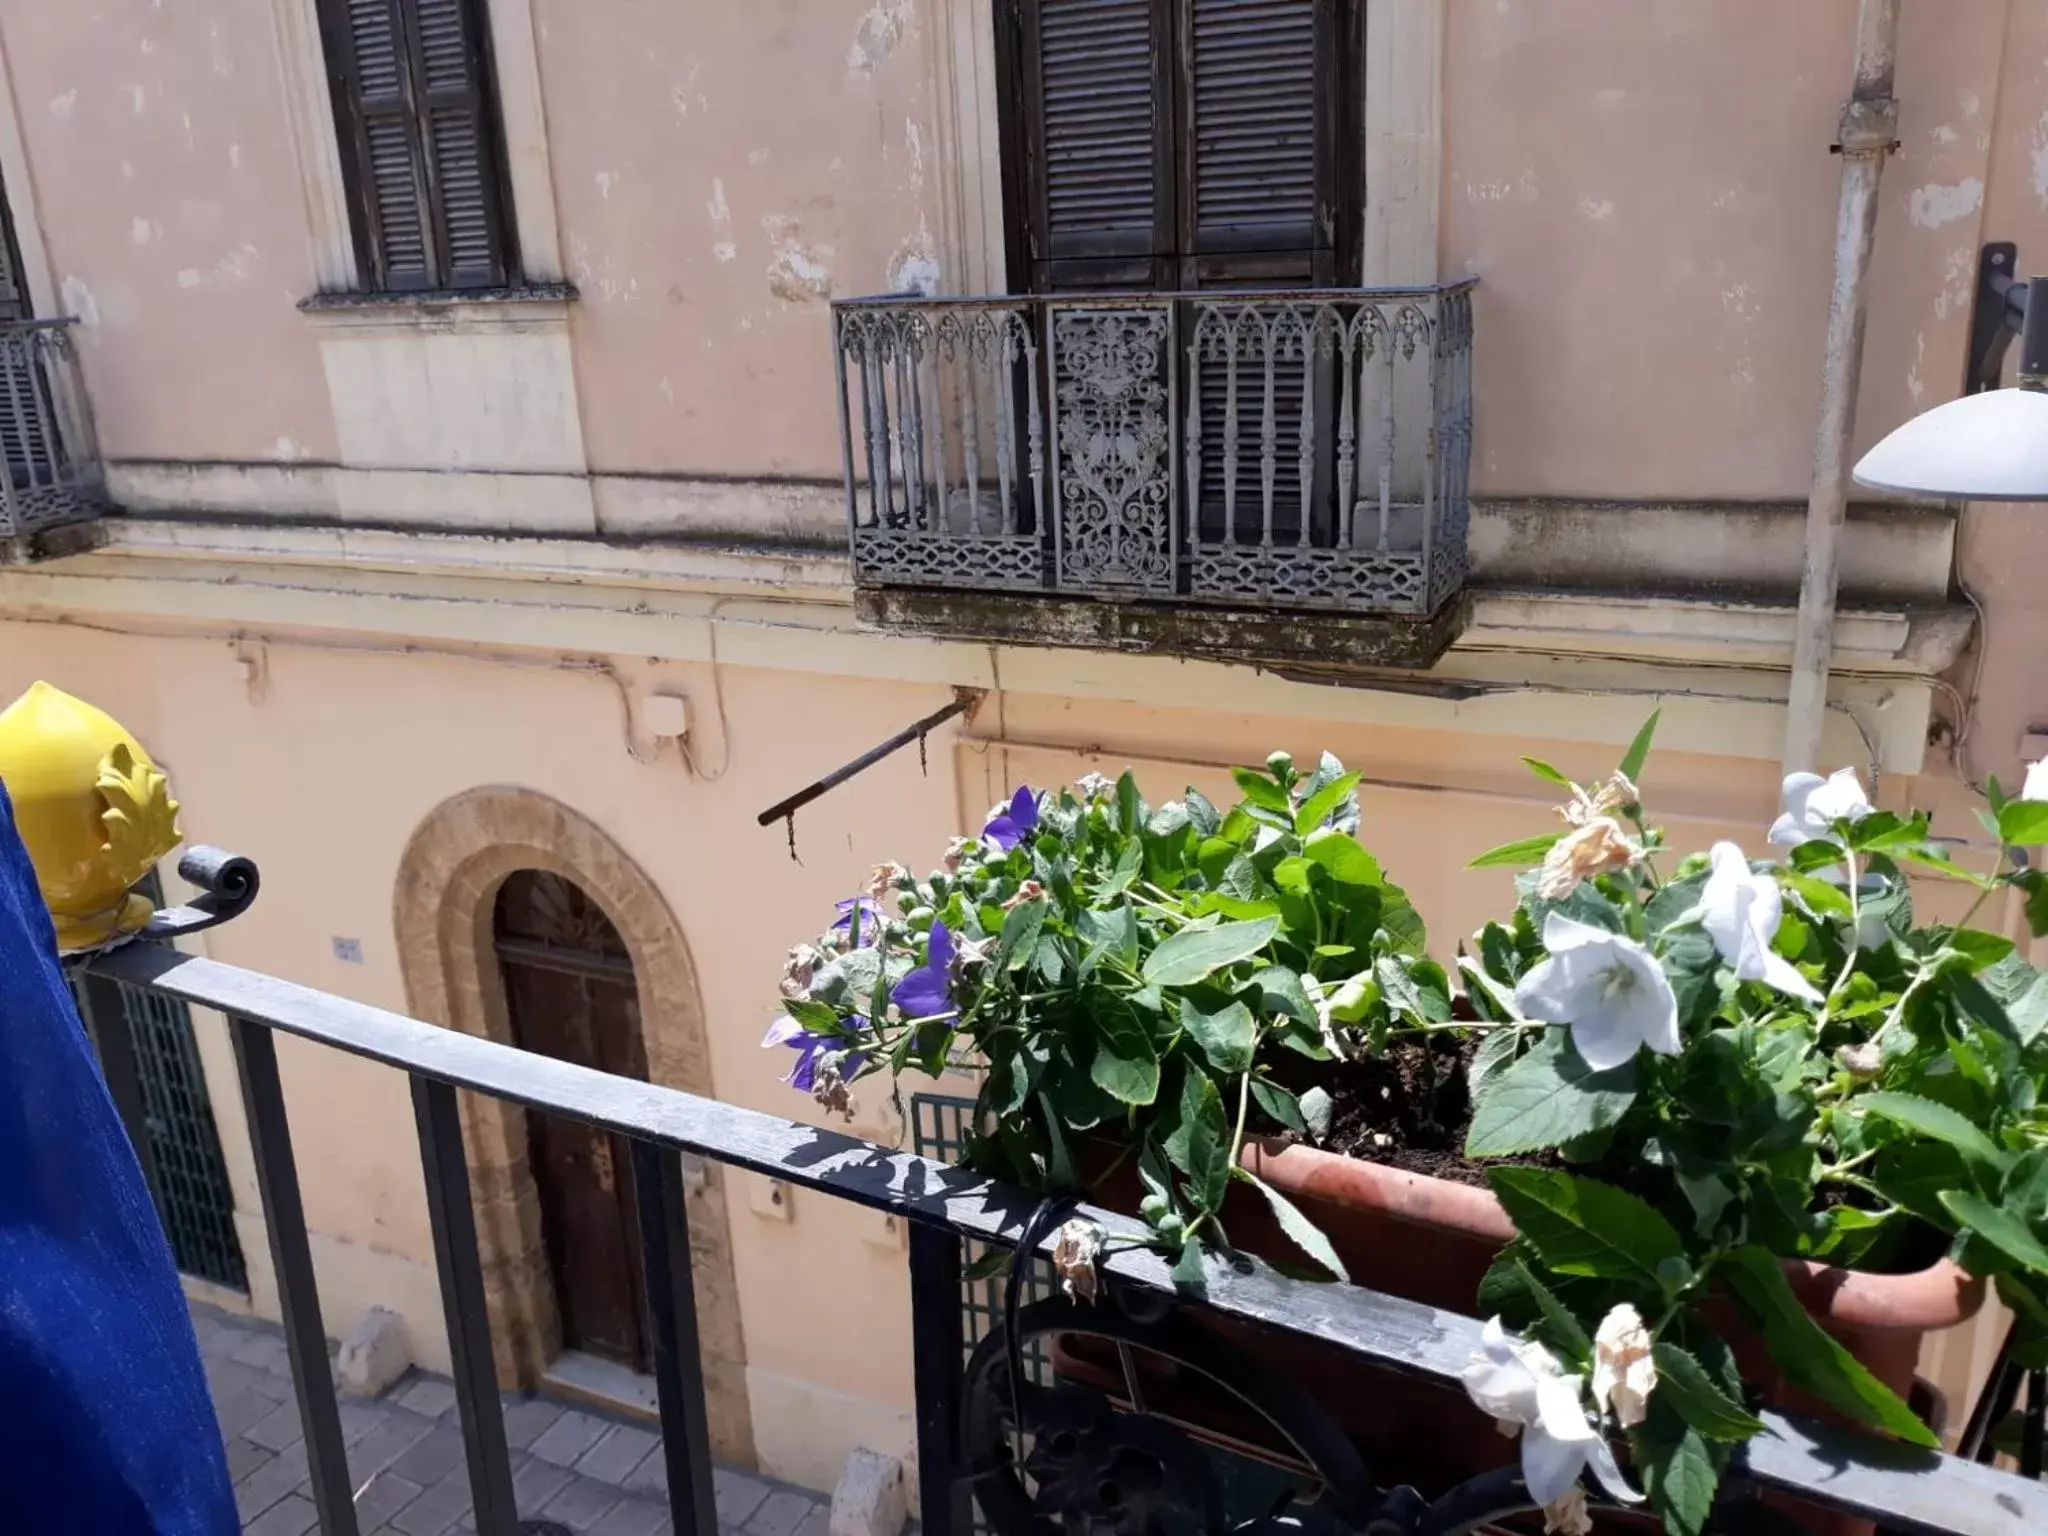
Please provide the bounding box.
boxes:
[1536,817,1642,900]
[1770,768,1872,846]
[1051,1218,1104,1303]
[2025,759,2048,803]
[1514,914,1681,1072]
[1462,1317,1644,1509]
[1701,843,1822,1003]
[1590,1304,1657,1429]
[1075,772,1116,801]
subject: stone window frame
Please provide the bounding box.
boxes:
[270,0,566,296]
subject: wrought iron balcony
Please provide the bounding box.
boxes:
[833,285,1474,665]
[0,318,107,561]
[70,895,2048,1536]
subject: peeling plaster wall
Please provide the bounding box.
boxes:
[532,0,936,479]
[1441,0,2011,500]
[0,0,337,463]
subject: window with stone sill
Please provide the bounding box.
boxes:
[314,0,520,294]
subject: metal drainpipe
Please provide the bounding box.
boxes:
[1783,0,1902,775]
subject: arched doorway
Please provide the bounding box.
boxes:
[393,786,756,1467]
[493,870,649,1372]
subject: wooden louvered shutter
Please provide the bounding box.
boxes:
[1013,0,1175,291]
[322,0,512,292]
[1178,0,1340,285]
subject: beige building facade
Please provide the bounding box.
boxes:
[0,0,2043,1496]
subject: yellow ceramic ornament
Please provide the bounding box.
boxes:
[0,681,182,952]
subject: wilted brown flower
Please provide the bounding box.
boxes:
[780,942,821,1001]
[1051,1218,1105,1303]
[1003,879,1047,911]
[1562,772,1641,828]
[1536,818,1642,900]
[1835,1040,1882,1080]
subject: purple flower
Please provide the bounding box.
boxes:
[834,895,878,946]
[762,1012,867,1092]
[983,786,1041,851]
[892,920,957,1021]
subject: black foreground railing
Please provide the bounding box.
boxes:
[76,938,2048,1536]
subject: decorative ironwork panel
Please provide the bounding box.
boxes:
[0,321,107,540]
[1048,306,1176,594]
[853,529,1044,592]
[832,284,1475,623]
[1188,548,1428,612]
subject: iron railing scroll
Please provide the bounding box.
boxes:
[834,284,1474,619]
[70,856,2048,1536]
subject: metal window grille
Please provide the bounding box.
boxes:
[72,876,247,1291]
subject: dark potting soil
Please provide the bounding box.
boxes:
[1269,1034,1536,1187]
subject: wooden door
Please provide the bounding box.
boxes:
[493,870,650,1372]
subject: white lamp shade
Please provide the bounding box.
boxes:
[1853,386,2048,501]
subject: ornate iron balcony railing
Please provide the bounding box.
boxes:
[70,921,2048,1536]
[833,284,1475,619]
[0,318,106,551]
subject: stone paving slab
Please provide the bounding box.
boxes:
[191,1301,828,1536]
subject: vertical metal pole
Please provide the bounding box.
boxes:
[1782,0,1900,774]
[907,1223,968,1536]
[76,969,162,1210]
[412,1078,519,1536]
[230,1018,361,1536]
[630,1140,719,1536]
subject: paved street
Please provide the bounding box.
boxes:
[192,1303,830,1536]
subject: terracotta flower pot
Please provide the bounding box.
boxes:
[1068,1138,1983,1536]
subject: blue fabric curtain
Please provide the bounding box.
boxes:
[0,780,238,1534]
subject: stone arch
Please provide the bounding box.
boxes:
[394,785,755,1466]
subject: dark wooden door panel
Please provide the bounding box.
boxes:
[495,871,649,1373]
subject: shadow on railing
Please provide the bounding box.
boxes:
[833,284,1473,619]
[74,933,2048,1536]
[0,318,105,544]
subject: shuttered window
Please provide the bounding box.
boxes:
[316,0,516,293]
[998,0,1357,292]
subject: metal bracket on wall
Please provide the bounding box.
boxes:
[755,688,987,862]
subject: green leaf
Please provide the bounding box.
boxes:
[780,997,843,1033]
[1520,756,1575,790]
[1115,770,1144,835]
[1984,954,2048,1047]
[1293,772,1363,835]
[962,1247,1014,1283]
[1718,1247,1937,1446]
[1230,765,1290,813]
[1618,708,1662,782]
[1942,1190,2048,1274]
[1652,1344,1767,1440]
[1634,1398,1718,1536]
[1467,832,1564,870]
[1037,1093,1077,1190]
[999,898,1048,972]
[1142,916,1280,986]
[1298,1084,1333,1139]
[1180,997,1256,1074]
[1171,1234,1206,1291]
[1781,870,1852,920]
[1861,1091,2009,1176]
[1163,1069,1230,1212]
[1235,1167,1347,1281]
[1077,904,1139,973]
[1485,1166,1683,1284]
[1999,800,2048,847]
[1303,826,1381,887]
[1185,787,1221,837]
[1512,1259,1592,1359]
[1249,1077,1307,1133]
[1246,965,1318,1028]
[1465,1033,1640,1157]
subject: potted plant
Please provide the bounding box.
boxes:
[769,726,2048,1536]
